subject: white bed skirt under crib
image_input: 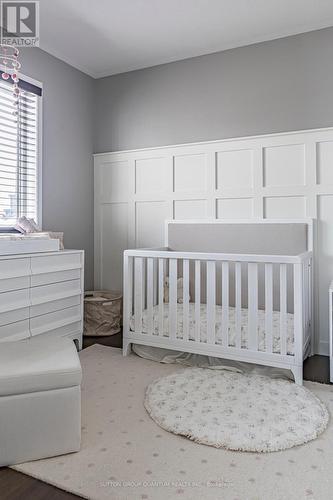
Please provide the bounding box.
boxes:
[131,344,295,380]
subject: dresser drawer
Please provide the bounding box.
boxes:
[31,268,81,287]
[0,307,30,327]
[0,319,30,342]
[31,253,82,275]
[30,295,81,318]
[0,289,30,314]
[30,279,81,305]
[30,305,82,337]
[32,322,82,340]
[0,258,30,279]
[0,275,30,293]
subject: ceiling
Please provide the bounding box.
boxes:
[39,0,333,78]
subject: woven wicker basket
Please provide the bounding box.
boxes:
[84,291,122,336]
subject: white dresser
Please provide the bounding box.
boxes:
[0,250,84,349]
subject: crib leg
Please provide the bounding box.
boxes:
[123,339,132,357]
[291,366,303,385]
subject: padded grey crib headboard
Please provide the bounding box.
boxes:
[167,221,311,255]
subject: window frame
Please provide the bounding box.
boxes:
[0,71,43,230]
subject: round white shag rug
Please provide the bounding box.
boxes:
[144,368,329,452]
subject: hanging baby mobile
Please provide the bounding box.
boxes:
[0,44,21,116]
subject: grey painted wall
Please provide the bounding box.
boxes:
[17,27,333,288]
[20,48,94,287]
[94,27,333,153]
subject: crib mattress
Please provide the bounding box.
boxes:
[129,303,295,355]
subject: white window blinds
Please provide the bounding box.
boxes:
[0,75,41,227]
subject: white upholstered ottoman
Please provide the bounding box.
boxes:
[0,337,82,466]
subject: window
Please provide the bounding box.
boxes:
[0,72,42,228]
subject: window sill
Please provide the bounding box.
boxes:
[0,227,20,233]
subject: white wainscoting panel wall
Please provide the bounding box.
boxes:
[94,127,333,355]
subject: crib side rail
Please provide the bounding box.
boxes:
[300,253,313,358]
[124,249,312,367]
[125,248,311,264]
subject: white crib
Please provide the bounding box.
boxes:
[123,220,313,384]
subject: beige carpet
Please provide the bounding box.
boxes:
[13,345,333,500]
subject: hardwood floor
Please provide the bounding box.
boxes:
[304,354,330,384]
[0,334,330,500]
[82,331,122,349]
[0,467,80,500]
